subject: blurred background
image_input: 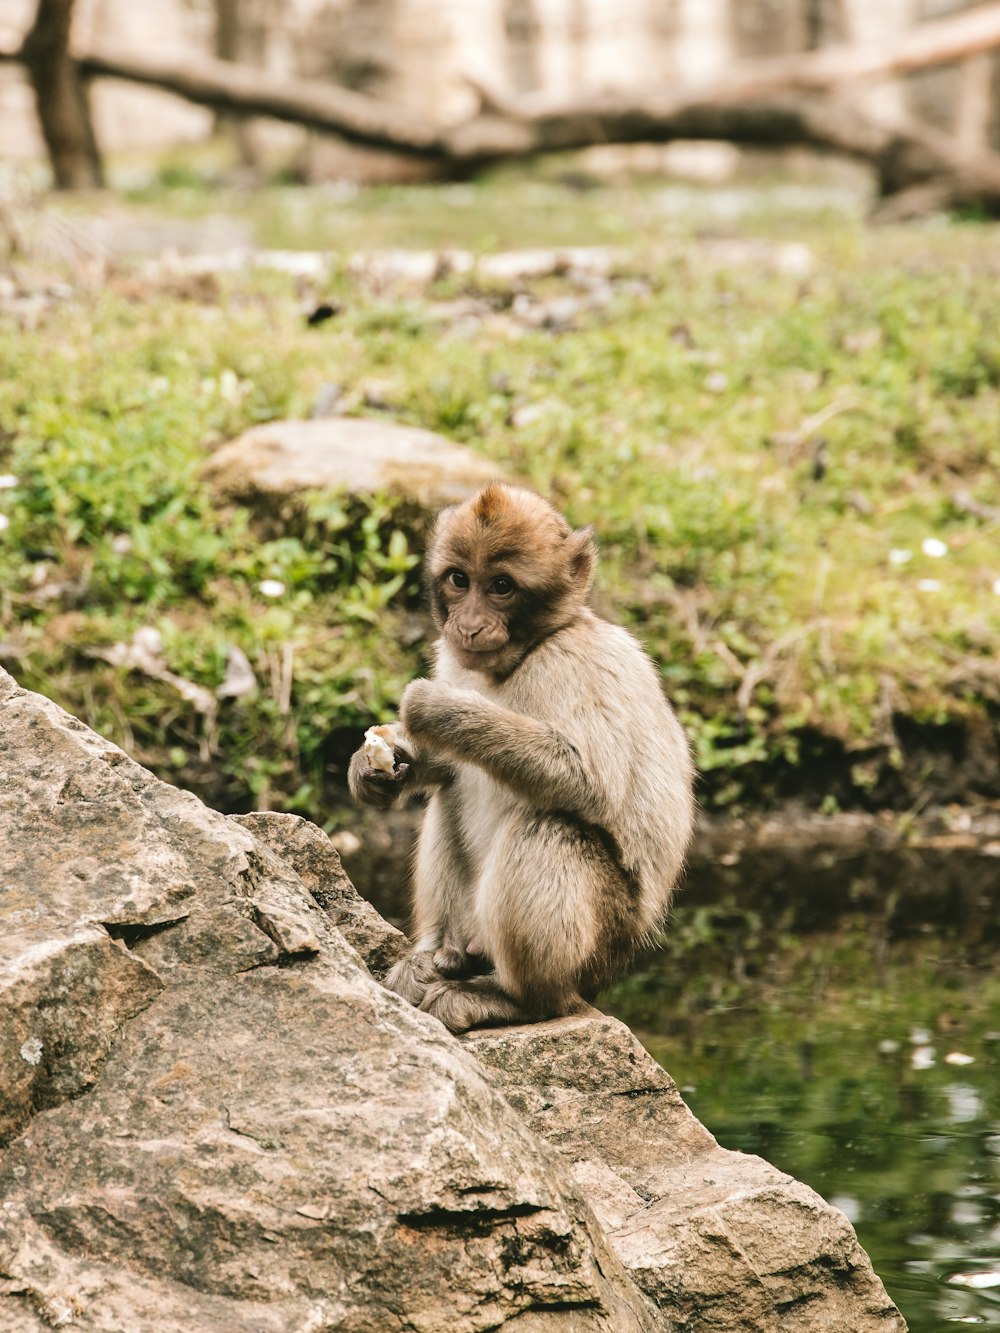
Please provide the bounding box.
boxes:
[2,3,1000,1328]
[3,0,1000,181]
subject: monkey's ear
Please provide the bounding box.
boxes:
[567,526,597,592]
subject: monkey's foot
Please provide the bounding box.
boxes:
[384,951,441,1007]
[418,977,528,1034]
[432,944,469,978]
[431,943,493,979]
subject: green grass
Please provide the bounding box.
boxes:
[1,170,999,818]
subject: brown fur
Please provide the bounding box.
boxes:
[349,484,695,1033]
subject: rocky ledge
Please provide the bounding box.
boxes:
[0,666,905,1331]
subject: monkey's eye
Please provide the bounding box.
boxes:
[489,575,515,596]
[446,569,470,590]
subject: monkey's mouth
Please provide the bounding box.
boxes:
[456,649,505,668]
[450,632,509,657]
[453,642,516,672]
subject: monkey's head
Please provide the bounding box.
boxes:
[427,483,596,678]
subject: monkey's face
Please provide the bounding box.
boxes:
[427,484,596,678]
[433,562,526,675]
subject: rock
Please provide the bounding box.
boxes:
[0,665,906,1330]
[347,248,475,289]
[0,667,654,1332]
[1,924,163,1146]
[345,247,620,293]
[146,248,330,280]
[230,810,407,979]
[477,247,619,284]
[203,417,504,511]
[468,1014,905,1331]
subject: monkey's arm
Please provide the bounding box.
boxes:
[347,734,455,809]
[401,680,598,815]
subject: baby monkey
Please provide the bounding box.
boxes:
[349,482,694,1033]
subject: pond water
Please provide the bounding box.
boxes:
[605,925,1000,1332]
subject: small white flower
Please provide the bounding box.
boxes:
[19,1037,43,1066]
[258,579,285,598]
[918,579,941,592]
[877,1039,901,1055]
[111,534,133,554]
[922,537,948,558]
[993,578,1000,597]
[888,549,912,566]
[0,474,18,489]
[945,1052,976,1066]
[0,514,9,532]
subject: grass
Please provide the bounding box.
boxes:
[1,164,999,820]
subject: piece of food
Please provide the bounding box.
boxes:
[363,723,407,773]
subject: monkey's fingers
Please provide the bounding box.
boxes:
[361,761,409,786]
[354,760,411,810]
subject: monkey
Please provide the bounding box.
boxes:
[348,482,694,1034]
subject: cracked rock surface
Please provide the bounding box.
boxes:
[468,1015,906,1331]
[0,666,906,1330]
[0,668,652,1332]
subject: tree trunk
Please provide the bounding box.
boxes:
[20,0,103,190]
[214,0,257,166]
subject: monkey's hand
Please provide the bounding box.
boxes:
[347,745,412,810]
[400,679,473,751]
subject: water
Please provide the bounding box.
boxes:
[606,928,1000,1332]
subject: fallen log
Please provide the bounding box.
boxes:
[74,45,446,157]
[3,1,1000,210]
[5,42,999,209]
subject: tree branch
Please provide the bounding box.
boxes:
[76,46,446,157]
[686,1,1000,101]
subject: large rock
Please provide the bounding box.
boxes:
[0,667,654,1332]
[469,1016,904,1331]
[203,417,504,511]
[0,666,906,1331]
[230,809,409,979]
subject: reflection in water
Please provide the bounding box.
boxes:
[604,930,1000,1332]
